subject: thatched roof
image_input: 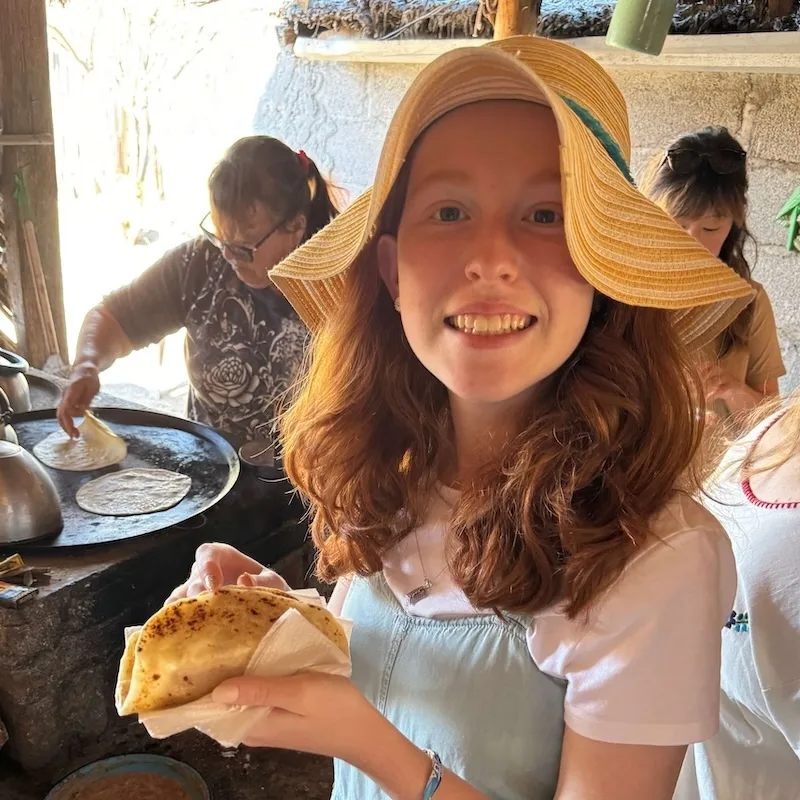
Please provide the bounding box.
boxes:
[280,0,800,39]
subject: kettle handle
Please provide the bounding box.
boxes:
[0,387,13,423]
[0,348,29,375]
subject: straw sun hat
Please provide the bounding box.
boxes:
[270,35,754,351]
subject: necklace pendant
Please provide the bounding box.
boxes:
[405,580,432,605]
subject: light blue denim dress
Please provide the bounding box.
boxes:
[331,574,567,799]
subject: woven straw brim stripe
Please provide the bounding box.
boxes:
[270,37,755,348]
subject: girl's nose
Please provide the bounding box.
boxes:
[465,224,520,283]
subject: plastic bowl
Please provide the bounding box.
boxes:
[45,753,211,800]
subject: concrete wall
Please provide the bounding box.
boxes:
[255,51,800,391]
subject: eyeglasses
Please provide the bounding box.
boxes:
[199,213,286,263]
[664,147,747,177]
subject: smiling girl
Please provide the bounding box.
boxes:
[169,38,754,799]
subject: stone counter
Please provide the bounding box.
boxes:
[0,481,310,772]
[0,378,329,797]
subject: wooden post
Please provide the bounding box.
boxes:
[767,0,794,18]
[493,0,537,40]
[0,0,68,367]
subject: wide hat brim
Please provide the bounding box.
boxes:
[271,36,754,351]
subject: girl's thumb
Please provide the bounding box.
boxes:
[236,571,290,591]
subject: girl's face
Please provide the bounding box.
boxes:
[211,203,306,290]
[378,100,594,413]
[673,212,733,258]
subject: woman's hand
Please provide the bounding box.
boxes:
[212,673,435,799]
[57,362,100,437]
[164,542,290,605]
[699,363,763,414]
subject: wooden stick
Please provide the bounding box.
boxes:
[22,220,60,358]
[0,134,54,146]
[494,0,535,40]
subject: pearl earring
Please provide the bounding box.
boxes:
[394,297,401,312]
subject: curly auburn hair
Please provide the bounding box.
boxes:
[639,126,754,358]
[280,172,706,619]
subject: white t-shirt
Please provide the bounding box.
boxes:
[675,411,800,800]
[369,486,735,746]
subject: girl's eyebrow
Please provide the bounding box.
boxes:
[526,175,562,192]
[409,170,563,195]
[409,170,471,193]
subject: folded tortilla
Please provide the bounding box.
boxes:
[33,411,127,471]
[116,587,348,715]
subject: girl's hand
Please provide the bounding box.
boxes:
[212,673,434,799]
[699,363,762,413]
[212,673,375,757]
[164,542,290,605]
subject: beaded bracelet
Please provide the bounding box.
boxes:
[422,749,443,799]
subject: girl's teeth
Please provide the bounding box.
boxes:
[451,314,532,335]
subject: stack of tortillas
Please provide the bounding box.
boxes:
[34,412,127,471]
[116,587,349,717]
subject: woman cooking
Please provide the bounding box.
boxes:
[641,126,784,418]
[57,136,340,446]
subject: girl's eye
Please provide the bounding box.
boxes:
[433,206,464,223]
[529,208,564,225]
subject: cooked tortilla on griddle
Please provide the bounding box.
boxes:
[76,468,191,516]
[116,587,348,715]
[33,412,127,471]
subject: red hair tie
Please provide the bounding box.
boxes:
[297,149,311,175]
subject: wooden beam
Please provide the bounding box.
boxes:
[293,32,800,74]
[494,0,535,40]
[0,0,68,367]
[0,134,54,146]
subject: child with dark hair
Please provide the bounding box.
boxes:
[641,126,784,417]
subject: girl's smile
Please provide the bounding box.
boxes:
[444,306,537,350]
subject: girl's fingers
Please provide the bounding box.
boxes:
[213,675,302,709]
[164,573,218,606]
[202,560,224,591]
[165,545,271,607]
[192,544,225,590]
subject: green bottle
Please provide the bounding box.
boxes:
[606,0,677,57]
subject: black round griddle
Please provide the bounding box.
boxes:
[8,407,240,550]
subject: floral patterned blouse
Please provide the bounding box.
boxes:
[103,237,306,445]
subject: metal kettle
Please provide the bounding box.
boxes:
[0,437,63,546]
[0,348,32,414]
[0,388,18,444]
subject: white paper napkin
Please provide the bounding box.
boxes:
[119,589,352,748]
